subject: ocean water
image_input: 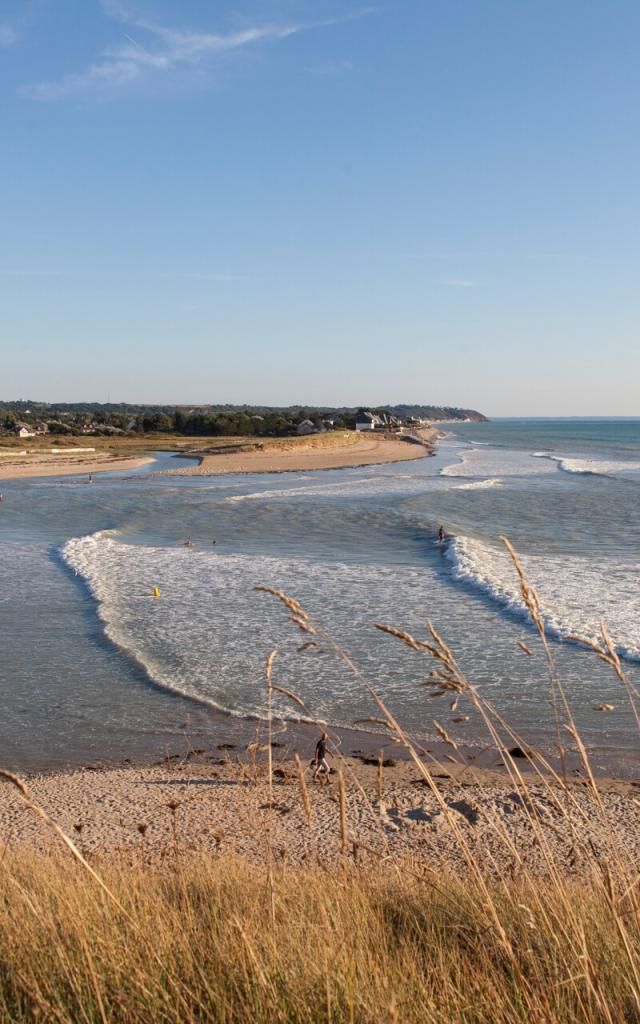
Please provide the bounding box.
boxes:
[1,425,639,775]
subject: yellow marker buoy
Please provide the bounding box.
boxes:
[153,586,160,598]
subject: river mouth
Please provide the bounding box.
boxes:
[1,427,639,778]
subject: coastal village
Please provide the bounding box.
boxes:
[0,402,485,441]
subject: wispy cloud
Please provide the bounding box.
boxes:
[0,23,20,46]
[439,278,478,288]
[0,0,38,48]
[21,3,374,101]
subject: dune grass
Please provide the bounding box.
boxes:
[0,429,371,462]
[0,853,637,1024]
[1,540,639,1022]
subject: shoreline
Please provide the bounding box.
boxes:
[9,699,639,784]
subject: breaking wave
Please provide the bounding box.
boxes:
[453,478,503,491]
[446,535,640,660]
[61,531,444,726]
[441,449,557,478]
[533,453,640,478]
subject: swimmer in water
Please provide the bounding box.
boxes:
[184,539,193,548]
[438,525,445,543]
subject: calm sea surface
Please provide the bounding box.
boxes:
[1,422,639,775]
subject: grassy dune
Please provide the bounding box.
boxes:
[0,854,637,1024]
[0,429,372,457]
[0,432,263,454]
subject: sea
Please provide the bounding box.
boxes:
[1,420,639,776]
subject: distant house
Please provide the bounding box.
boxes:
[15,423,36,439]
[33,421,49,434]
[355,411,382,432]
[297,419,317,435]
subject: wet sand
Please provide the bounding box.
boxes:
[0,454,154,480]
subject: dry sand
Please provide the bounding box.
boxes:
[169,430,439,476]
[0,429,438,481]
[0,453,154,480]
[2,754,638,875]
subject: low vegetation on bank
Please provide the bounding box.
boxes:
[0,428,381,458]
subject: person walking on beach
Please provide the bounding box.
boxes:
[313,732,331,783]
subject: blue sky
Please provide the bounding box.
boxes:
[1,0,639,414]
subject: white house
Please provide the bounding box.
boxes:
[355,411,382,432]
[297,419,317,435]
[15,423,36,439]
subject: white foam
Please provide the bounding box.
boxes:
[533,453,640,477]
[453,478,503,491]
[61,531,444,725]
[441,449,557,479]
[447,536,640,660]
[224,477,388,502]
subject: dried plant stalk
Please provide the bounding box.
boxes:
[338,771,348,854]
[294,753,312,823]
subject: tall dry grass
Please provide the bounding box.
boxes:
[0,853,638,1024]
[0,539,639,1022]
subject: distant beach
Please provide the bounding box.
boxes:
[167,428,440,476]
[0,429,439,481]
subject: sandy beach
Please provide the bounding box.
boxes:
[0,429,438,481]
[2,750,638,874]
[0,453,154,480]
[169,429,439,476]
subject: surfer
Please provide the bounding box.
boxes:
[438,525,445,543]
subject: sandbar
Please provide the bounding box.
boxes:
[170,429,440,477]
[0,454,154,480]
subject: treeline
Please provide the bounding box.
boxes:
[0,401,486,437]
